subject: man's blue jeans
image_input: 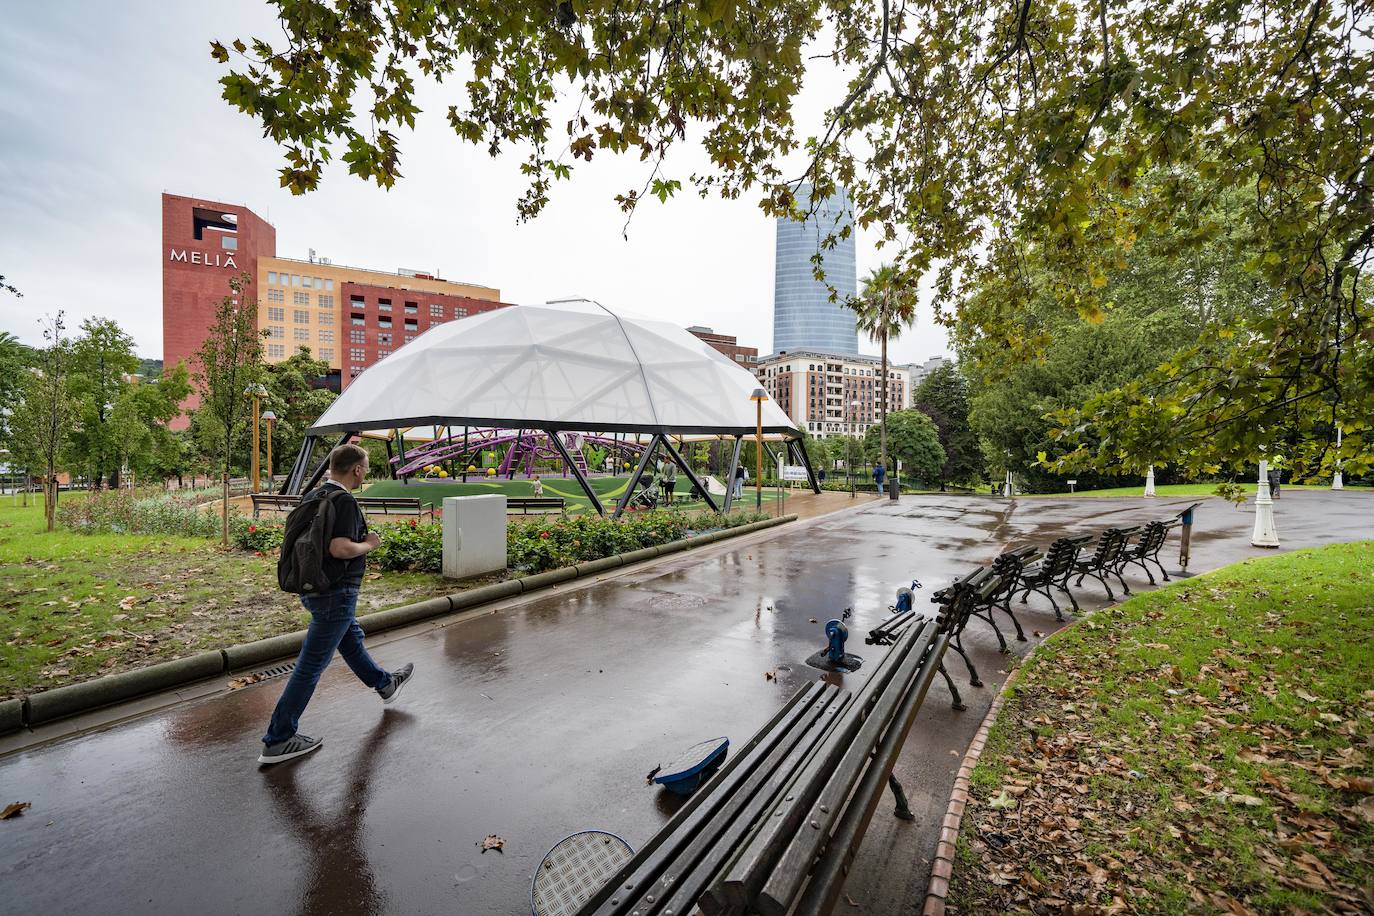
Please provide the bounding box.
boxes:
[262,587,391,746]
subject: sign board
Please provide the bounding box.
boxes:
[781,465,809,482]
[1067,479,1077,485]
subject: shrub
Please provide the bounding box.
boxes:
[232,519,285,553]
[59,490,230,539]
[369,519,442,573]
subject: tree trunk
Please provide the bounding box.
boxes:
[879,331,890,469]
[221,472,230,545]
[45,464,57,532]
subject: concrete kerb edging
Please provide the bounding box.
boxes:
[5,513,798,735]
[921,619,1082,915]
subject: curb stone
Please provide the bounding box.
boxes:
[5,513,797,735]
[921,621,1080,916]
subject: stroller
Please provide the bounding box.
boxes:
[625,473,662,510]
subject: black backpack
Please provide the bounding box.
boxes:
[277,488,349,594]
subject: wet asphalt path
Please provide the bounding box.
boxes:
[0,491,1369,915]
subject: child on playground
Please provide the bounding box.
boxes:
[531,474,544,498]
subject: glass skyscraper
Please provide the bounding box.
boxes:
[772,184,857,354]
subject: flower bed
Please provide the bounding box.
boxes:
[229,509,769,574]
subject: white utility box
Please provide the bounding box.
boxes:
[442,495,507,579]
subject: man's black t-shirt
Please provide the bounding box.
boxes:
[304,482,368,589]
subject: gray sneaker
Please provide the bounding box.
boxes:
[378,663,414,705]
[258,733,322,765]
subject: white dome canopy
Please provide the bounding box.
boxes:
[308,299,798,437]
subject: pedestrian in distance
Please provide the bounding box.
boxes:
[660,456,677,505]
[733,463,746,499]
[873,461,886,492]
[531,474,544,498]
[259,443,415,765]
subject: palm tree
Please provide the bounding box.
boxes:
[852,265,917,494]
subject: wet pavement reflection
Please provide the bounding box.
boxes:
[0,491,1369,914]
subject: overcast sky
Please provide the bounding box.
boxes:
[0,1,950,365]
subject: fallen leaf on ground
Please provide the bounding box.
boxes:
[118,596,138,610]
[764,670,776,681]
[479,834,505,853]
[228,674,264,689]
[1,802,31,819]
[843,893,860,907]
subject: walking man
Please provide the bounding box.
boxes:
[258,444,415,765]
[873,460,886,493]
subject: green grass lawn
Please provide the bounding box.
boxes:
[1026,482,1356,498]
[362,475,782,515]
[0,498,455,700]
[949,541,1374,913]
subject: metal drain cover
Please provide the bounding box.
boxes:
[531,830,633,916]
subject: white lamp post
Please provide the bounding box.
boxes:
[1251,458,1280,548]
[1144,464,1156,498]
[1332,426,1344,490]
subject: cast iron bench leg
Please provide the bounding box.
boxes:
[938,663,967,710]
[887,774,916,821]
[1000,598,1027,641]
[951,634,982,687]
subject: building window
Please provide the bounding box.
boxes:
[267,344,285,359]
[221,235,237,250]
[405,303,418,315]
[378,298,392,311]
[267,326,285,339]
[319,347,334,362]
[293,292,309,306]
[267,271,277,285]
[266,289,284,304]
[294,327,310,341]
[378,349,392,359]
[350,295,364,308]
[404,319,418,331]
[318,294,333,309]
[350,329,366,344]
[302,276,313,289]
[378,317,392,329]
[266,307,285,322]
[350,314,365,326]
[294,309,310,324]
[455,307,468,318]
[292,274,301,286]
[324,279,334,291]
[318,329,334,343]
[378,333,392,345]
[429,303,443,317]
[405,335,416,343]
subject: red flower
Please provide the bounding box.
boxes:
[248,525,257,533]
[540,530,551,539]
[408,518,418,527]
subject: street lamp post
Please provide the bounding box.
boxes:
[750,388,768,512]
[850,400,861,495]
[261,410,278,492]
[244,383,269,493]
[1252,458,1280,547]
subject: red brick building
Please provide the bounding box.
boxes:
[162,192,507,421]
[340,282,504,387]
[687,326,759,367]
[162,193,276,420]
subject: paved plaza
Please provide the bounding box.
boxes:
[1,490,1369,914]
